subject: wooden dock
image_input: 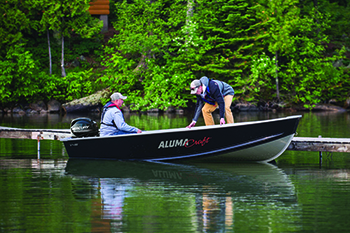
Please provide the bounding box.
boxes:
[288,136,350,153]
[1,126,350,153]
[0,126,72,159]
[0,126,71,141]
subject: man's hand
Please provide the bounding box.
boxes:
[220,118,225,125]
[137,129,142,133]
[186,121,196,128]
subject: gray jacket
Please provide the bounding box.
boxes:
[100,104,138,136]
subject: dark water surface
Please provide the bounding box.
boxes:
[1,111,350,232]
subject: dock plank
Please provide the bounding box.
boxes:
[288,137,350,153]
[0,126,71,140]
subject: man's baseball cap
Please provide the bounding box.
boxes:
[110,92,127,101]
[190,80,201,94]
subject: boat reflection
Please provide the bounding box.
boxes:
[66,159,295,194]
[66,159,298,232]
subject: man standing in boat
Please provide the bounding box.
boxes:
[187,76,234,128]
[100,92,142,136]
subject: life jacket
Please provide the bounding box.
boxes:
[201,78,225,105]
[100,102,121,128]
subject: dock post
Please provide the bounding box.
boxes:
[318,135,322,167]
[37,134,42,160]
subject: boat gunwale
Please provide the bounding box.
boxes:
[61,115,302,142]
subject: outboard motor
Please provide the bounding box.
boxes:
[70,117,99,137]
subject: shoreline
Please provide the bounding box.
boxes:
[1,101,348,116]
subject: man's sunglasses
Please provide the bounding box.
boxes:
[190,86,200,91]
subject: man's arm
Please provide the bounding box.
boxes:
[114,111,139,133]
[192,96,204,122]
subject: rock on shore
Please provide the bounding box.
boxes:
[61,89,110,113]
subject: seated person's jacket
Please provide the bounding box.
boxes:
[100,102,138,136]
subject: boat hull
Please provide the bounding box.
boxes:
[61,115,301,162]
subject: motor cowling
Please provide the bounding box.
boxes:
[70,117,99,137]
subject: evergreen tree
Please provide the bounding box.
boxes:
[187,0,261,101]
[0,0,31,57]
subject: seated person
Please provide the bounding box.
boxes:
[100,92,142,137]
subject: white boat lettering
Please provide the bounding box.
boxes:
[169,140,175,147]
[158,137,211,149]
[70,143,78,147]
[158,139,189,149]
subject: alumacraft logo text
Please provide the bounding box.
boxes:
[158,137,211,149]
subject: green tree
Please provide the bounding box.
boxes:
[0,44,42,105]
[254,0,300,101]
[0,0,43,106]
[40,0,102,77]
[189,0,261,101]
[0,0,31,57]
[302,0,350,58]
[253,0,348,108]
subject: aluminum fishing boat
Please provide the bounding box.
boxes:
[61,115,302,162]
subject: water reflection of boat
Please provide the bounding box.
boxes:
[66,159,296,201]
[66,160,298,232]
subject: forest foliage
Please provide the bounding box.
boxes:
[0,0,349,110]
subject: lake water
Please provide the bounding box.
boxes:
[1,111,350,232]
